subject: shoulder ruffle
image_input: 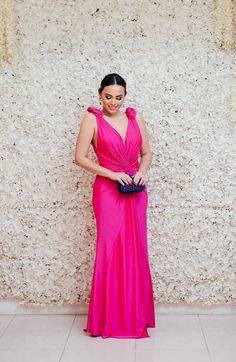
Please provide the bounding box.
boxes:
[87,106,136,118]
[125,106,136,118]
[87,106,103,117]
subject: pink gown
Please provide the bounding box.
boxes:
[83,106,156,338]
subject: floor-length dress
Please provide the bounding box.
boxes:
[83,106,156,338]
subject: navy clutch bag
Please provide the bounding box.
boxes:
[117,174,145,193]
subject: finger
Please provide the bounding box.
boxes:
[119,177,126,185]
[137,177,142,184]
[136,174,142,184]
[126,175,133,184]
[127,174,133,183]
[124,177,130,185]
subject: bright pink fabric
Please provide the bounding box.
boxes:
[83,106,156,338]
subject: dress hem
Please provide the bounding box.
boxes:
[83,325,155,339]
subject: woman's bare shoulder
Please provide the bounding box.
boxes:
[135,111,146,125]
[80,110,96,128]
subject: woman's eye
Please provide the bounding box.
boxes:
[105,96,122,100]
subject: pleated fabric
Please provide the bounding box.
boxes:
[83,106,156,338]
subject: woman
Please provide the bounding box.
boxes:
[74,73,156,338]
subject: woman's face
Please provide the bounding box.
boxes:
[100,85,126,115]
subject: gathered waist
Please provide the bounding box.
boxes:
[97,162,139,175]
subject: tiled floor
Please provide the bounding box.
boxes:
[0,314,235,362]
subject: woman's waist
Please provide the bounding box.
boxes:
[97,161,139,174]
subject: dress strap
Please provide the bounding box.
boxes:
[87,106,103,118]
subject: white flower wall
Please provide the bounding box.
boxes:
[0,0,235,306]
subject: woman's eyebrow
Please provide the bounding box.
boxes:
[104,93,123,96]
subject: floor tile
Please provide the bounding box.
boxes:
[0,315,74,350]
[153,314,202,331]
[199,315,236,350]
[210,349,236,362]
[0,349,61,362]
[0,316,15,336]
[136,348,211,362]
[136,329,207,350]
[65,315,135,350]
[61,349,135,362]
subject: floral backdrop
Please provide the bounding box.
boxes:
[0,0,235,306]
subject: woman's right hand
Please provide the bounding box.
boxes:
[108,171,133,185]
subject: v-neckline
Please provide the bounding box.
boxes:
[100,108,130,146]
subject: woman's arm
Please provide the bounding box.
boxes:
[136,112,153,176]
[74,112,133,186]
[74,112,112,178]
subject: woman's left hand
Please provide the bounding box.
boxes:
[133,171,147,185]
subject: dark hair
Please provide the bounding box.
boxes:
[98,73,127,96]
